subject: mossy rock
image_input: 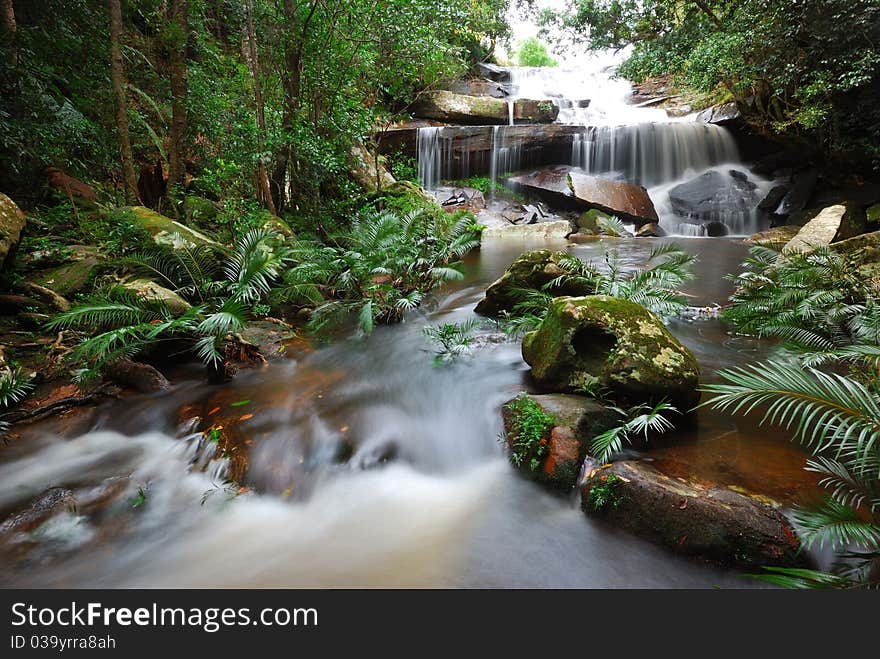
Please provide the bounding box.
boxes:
[475,250,592,316]
[521,295,700,408]
[182,196,221,229]
[577,208,609,231]
[120,206,219,249]
[832,230,880,290]
[30,255,102,297]
[867,203,880,226]
[120,279,191,316]
[0,192,27,270]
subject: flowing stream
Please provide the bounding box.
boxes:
[0,238,818,588]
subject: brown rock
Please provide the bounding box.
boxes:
[0,192,26,270]
[568,172,658,227]
[103,358,170,393]
[0,488,76,536]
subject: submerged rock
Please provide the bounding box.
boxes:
[0,488,76,536]
[0,192,26,270]
[783,203,867,254]
[475,250,589,316]
[501,393,618,490]
[580,459,807,568]
[521,295,701,408]
[744,225,800,248]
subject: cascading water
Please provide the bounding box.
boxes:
[417,126,442,190]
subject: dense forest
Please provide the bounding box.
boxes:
[0,0,878,590]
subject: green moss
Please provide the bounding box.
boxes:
[502,393,556,472]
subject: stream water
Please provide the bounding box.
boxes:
[0,238,818,588]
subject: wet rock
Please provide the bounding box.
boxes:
[744,225,801,248]
[412,90,509,125]
[704,221,729,237]
[239,320,293,361]
[444,79,510,98]
[696,101,741,126]
[568,172,658,227]
[775,169,819,217]
[441,187,485,211]
[668,169,759,221]
[568,233,601,244]
[783,203,867,254]
[0,192,27,271]
[121,206,220,249]
[508,167,574,205]
[475,250,590,316]
[580,459,807,568]
[29,255,102,298]
[575,99,591,108]
[513,99,559,124]
[757,184,789,212]
[0,488,76,536]
[831,230,880,287]
[521,295,701,408]
[480,220,573,241]
[103,358,170,393]
[750,150,805,177]
[502,393,618,490]
[121,278,191,315]
[477,62,510,83]
[74,477,131,515]
[635,223,667,238]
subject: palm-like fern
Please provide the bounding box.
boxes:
[0,367,35,434]
[47,229,291,380]
[591,401,679,463]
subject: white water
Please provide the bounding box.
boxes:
[416,51,771,236]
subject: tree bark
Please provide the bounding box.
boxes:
[108,0,140,204]
[243,0,276,215]
[1,0,16,66]
[166,0,189,208]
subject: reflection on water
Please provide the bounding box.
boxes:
[0,238,812,588]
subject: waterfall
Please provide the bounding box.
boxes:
[416,127,441,190]
[507,100,514,127]
[488,126,523,197]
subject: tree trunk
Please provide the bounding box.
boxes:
[166,0,189,209]
[244,0,276,215]
[108,0,140,204]
[1,0,16,66]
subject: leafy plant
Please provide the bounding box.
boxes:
[597,215,629,238]
[0,367,35,435]
[423,319,479,366]
[503,393,556,472]
[46,228,291,381]
[591,401,679,463]
[587,472,626,512]
[517,37,558,67]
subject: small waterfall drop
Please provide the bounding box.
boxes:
[416,126,441,190]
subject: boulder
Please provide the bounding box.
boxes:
[444,79,509,99]
[580,459,806,568]
[103,358,170,393]
[783,203,867,254]
[349,142,396,193]
[568,172,658,227]
[475,250,590,316]
[704,221,729,237]
[635,223,667,238]
[695,101,741,126]
[744,225,800,248]
[30,254,102,297]
[831,230,880,287]
[183,195,221,228]
[577,208,609,232]
[502,394,618,490]
[508,168,573,206]
[239,319,293,361]
[122,206,219,249]
[0,192,26,270]
[521,295,701,408]
[480,220,573,242]
[668,169,759,221]
[0,487,76,536]
[867,203,880,226]
[477,62,510,83]
[412,90,509,125]
[44,167,98,204]
[121,278,191,315]
[757,184,789,212]
[513,99,559,123]
[775,169,819,217]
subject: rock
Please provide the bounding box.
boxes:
[635,223,667,238]
[445,79,509,98]
[0,487,76,536]
[44,167,98,204]
[120,278,191,315]
[412,90,510,125]
[568,233,601,244]
[744,225,801,248]
[480,220,573,242]
[441,187,486,211]
[568,172,659,227]
[103,358,170,393]
[750,150,805,177]
[239,319,292,361]
[183,195,221,228]
[508,167,574,205]
[695,101,741,126]
[831,230,880,287]
[757,184,789,212]
[867,203,880,226]
[775,169,819,217]
[475,250,591,316]
[521,295,701,408]
[74,477,131,514]
[783,203,867,254]
[121,206,220,249]
[30,256,102,297]
[14,281,71,312]
[580,459,806,568]
[577,208,608,231]
[501,393,618,489]
[477,62,510,82]
[704,221,729,237]
[0,192,26,270]
[668,170,759,221]
[0,294,47,313]
[349,142,396,193]
[575,99,591,108]
[513,99,559,123]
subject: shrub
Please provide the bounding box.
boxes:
[503,394,556,472]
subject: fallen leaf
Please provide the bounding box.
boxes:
[208,407,221,415]
[238,413,254,421]
[230,400,251,407]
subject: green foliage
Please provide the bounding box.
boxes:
[284,207,481,336]
[0,367,35,435]
[587,473,625,512]
[503,394,556,472]
[596,215,628,238]
[423,319,479,366]
[387,150,419,184]
[517,37,557,67]
[591,401,678,463]
[47,227,291,380]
